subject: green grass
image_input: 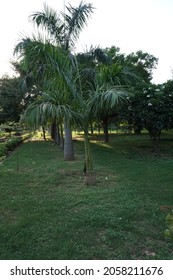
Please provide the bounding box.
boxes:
[0,132,173,260]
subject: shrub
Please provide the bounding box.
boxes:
[0,137,22,161]
[0,132,32,162]
[5,137,22,151]
[0,143,8,157]
[164,214,173,240]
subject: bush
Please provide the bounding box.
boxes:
[0,132,33,162]
[165,214,173,240]
[0,143,8,157]
[0,137,22,161]
[5,137,22,151]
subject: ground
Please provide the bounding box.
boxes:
[0,132,173,259]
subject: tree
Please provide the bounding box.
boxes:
[14,1,94,160]
[0,75,27,124]
[125,50,158,83]
[118,50,159,135]
[21,69,126,184]
[123,83,173,150]
[76,46,136,142]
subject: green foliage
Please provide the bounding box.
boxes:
[28,1,94,52]
[14,1,94,164]
[125,50,158,83]
[121,82,173,148]
[0,121,19,134]
[5,137,22,151]
[164,214,173,240]
[0,75,27,124]
[0,143,8,158]
[0,137,22,159]
[0,131,32,161]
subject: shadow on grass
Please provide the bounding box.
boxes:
[0,133,173,259]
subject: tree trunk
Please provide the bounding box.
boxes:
[55,125,61,145]
[90,123,94,134]
[60,123,64,150]
[134,123,142,134]
[148,128,161,153]
[102,120,109,143]
[51,119,57,141]
[98,122,101,133]
[83,129,96,185]
[42,126,46,140]
[64,120,74,161]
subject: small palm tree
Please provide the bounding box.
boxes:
[76,47,134,142]
[82,85,127,184]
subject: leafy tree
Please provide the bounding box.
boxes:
[161,80,173,130]
[0,75,26,124]
[123,83,173,149]
[119,50,159,134]
[125,50,158,83]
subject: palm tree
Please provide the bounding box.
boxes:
[82,85,127,184]
[76,46,136,142]
[29,1,94,96]
[15,1,94,160]
[21,68,127,184]
[15,4,130,184]
[16,38,127,182]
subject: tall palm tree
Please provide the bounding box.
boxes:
[15,4,130,183]
[15,1,94,160]
[16,38,127,182]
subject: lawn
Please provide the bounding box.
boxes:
[0,132,173,259]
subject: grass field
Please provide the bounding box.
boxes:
[0,132,173,259]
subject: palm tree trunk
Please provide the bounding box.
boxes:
[42,126,46,140]
[102,119,109,143]
[90,123,94,134]
[64,119,74,160]
[55,124,61,145]
[60,123,64,149]
[83,129,95,185]
[51,119,57,141]
[98,122,101,133]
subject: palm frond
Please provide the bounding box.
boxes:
[14,35,72,85]
[29,2,64,45]
[62,1,94,49]
[87,86,127,117]
[119,66,140,85]
[21,91,82,127]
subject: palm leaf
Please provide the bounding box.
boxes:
[62,1,94,50]
[21,91,82,127]
[87,85,127,117]
[29,2,64,45]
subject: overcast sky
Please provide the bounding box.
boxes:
[1,0,173,83]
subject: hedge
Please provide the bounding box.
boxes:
[0,133,32,162]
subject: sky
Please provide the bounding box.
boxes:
[0,0,173,84]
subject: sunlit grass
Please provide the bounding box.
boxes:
[0,132,173,259]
